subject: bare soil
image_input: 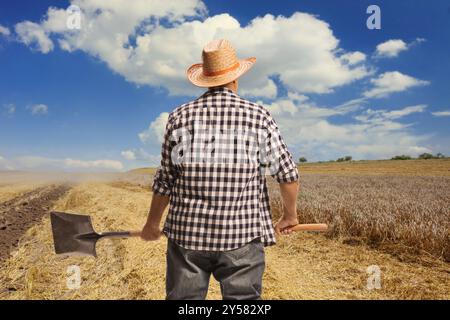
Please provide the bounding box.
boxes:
[0,184,71,263]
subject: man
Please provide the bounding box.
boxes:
[141,39,299,300]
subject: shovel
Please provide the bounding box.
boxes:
[50,211,328,257]
[50,211,141,257]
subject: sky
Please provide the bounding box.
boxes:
[0,0,449,172]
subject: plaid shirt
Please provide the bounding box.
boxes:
[152,87,299,251]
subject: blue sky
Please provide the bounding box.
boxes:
[0,0,449,171]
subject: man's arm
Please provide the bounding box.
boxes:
[263,114,300,235]
[274,181,299,235]
[141,194,169,241]
[141,113,177,241]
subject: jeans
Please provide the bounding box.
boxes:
[166,238,265,300]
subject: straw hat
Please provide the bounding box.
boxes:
[187,39,256,88]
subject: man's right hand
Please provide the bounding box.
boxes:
[140,223,162,241]
[274,216,299,235]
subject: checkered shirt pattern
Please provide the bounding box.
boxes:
[152,87,299,251]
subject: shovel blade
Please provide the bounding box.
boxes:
[50,211,99,257]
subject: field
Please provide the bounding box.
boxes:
[0,160,449,299]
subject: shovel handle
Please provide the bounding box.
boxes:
[290,223,328,232]
[99,231,142,238]
[128,230,142,237]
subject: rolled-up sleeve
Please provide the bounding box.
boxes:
[151,114,178,196]
[262,116,299,183]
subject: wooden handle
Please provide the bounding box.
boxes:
[290,224,328,232]
[128,230,142,237]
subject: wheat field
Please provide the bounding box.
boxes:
[0,160,449,299]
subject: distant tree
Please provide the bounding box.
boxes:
[391,155,412,160]
[299,157,307,163]
[436,153,446,159]
[337,156,352,162]
[418,153,434,160]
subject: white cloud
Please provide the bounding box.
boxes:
[3,104,16,115]
[121,150,136,160]
[0,155,123,171]
[383,104,427,119]
[29,104,48,115]
[0,155,15,171]
[431,110,450,117]
[134,148,161,166]
[0,24,10,36]
[375,39,408,58]
[139,112,169,144]
[363,71,429,98]
[287,91,309,102]
[119,148,161,166]
[340,51,366,65]
[375,38,425,58]
[14,1,370,97]
[63,158,123,170]
[414,38,426,44]
[354,105,427,124]
[15,0,205,54]
[15,21,54,53]
[258,97,431,160]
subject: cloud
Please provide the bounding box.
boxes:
[135,12,370,96]
[379,104,426,119]
[3,104,16,116]
[63,158,123,170]
[0,155,123,171]
[363,71,429,98]
[257,97,432,161]
[431,110,450,117]
[15,21,54,53]
[28,104,48,115]
[14,1,370,97]
[0,24,10,37]
[375,38,426,58]
[382,104,427,118]
[121,150,136,160]
[139,112,169,144]
[375,39,408,58]
[414,38,426,45]
[340,51,366,65]
[354,105,427,124]
[120,148,161,166]
[0,155,15,171]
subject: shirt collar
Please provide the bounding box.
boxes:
[201,87,238,98]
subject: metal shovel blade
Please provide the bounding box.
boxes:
[50,211,100,257]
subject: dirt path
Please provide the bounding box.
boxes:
[0,181,448,299]
[0,184,71,263]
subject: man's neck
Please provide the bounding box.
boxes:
[223,83,237,93]
[209,83,237,94]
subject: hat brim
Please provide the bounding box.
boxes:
[186,57,256,88]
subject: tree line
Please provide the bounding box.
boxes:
[298,153,447,163]
[391,153,447,160]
